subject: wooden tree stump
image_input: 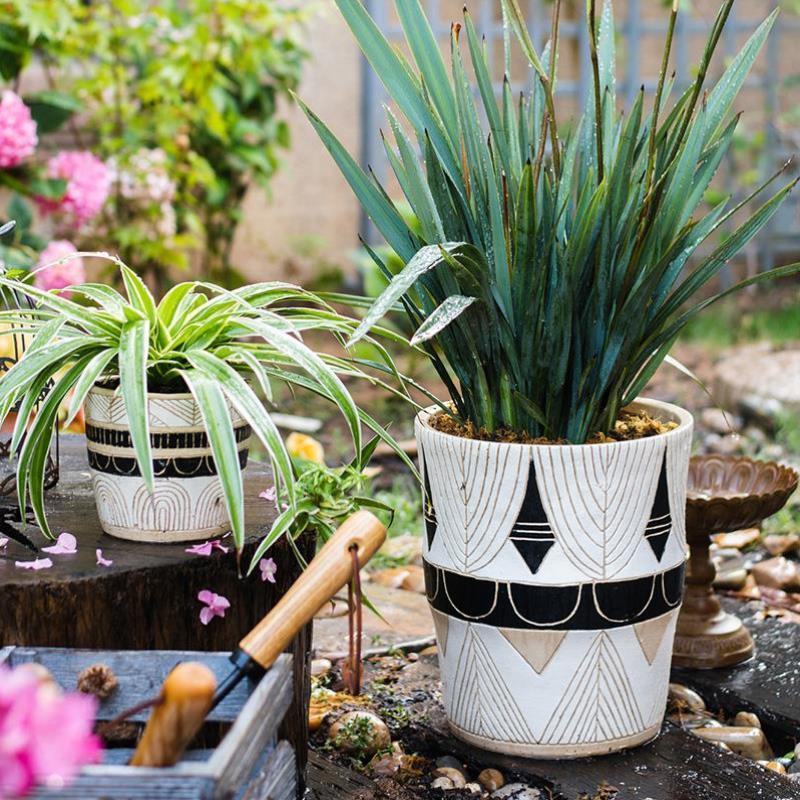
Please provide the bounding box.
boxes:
[0,436,314,786]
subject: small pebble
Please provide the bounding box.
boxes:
[692,726,773,760]
[433,767,466,788]
[431,777,454,790]
[734,711,761,729]
[436,755,465,771]
[789,774,800,785]
[328,711,391,756]
[464,784,483,795]
[479,768,505,791]
[713,568,748,590]
[788,759,800,776]
[311,658,332,678]
[492,784,540,799]
[668,683,706,713]
[766,761,787,775]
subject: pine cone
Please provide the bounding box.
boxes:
[77,663,118,700]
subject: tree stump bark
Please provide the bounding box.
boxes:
[0,436,313,789]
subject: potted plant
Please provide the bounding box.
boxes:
[0,252,400,549]
[303,0,800,757]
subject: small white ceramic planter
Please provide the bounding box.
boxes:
[84,385,250,543]
[416,398,693,758]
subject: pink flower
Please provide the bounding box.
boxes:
[15,558,53,571]
[0,663,101,797]
[259,486,277,503]
[39,150,111,225]
[197,590,230,626]
[34,241,86,297]
[96,549,112,567]
[41,532,77,555]
[0,90,37,169]
[259,558,277,584]
[185,539,228,557]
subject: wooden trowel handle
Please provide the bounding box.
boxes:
[239,509,386,670]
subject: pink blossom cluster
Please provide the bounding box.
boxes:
[0,664,101,798]
[38,150,111,226]
[0,91,37,169]
[33,241,86,297]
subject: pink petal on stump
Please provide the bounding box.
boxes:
[42,532,77,555]
[15,558,53,570]
[198,590,230,625]
[96,549,113,567]
[259,486,277,502]
[259,558,277,584]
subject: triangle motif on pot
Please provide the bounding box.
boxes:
[541,631,644,745]
[644,451,672,562]
[449,624,535,744]
[500,628,567,674]
[633,612,674,665]
[420,443,438,550]
[430,609,450,658]
[508,461,556,576]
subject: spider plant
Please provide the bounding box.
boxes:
[0,252,408,552]
[303,0,800,443]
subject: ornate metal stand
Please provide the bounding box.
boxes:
[672,455,798,670]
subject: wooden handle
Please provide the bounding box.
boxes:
[130,662,216,767]
[239,509,386,669]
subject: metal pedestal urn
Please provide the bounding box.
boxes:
[85,385,250,543]
[417,398,693,758]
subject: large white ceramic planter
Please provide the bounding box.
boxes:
[84,385,250,543]
[416,398,693,758]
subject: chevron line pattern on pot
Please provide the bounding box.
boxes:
[449,623,535,744]
[425,434,529,573]
[532,436,665,580]
[540,631,644,745]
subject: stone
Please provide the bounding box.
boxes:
[713,568,748,590]
[431,777,454,790]
[668,683,706,713]
[751,557,800,592]
[701,407,740,435]
[464,784,483,795]
[492,785,541,799]
[789,758,800,775]
[790,775,800,786]
[378,534,423,566]
[371,565,426,593]
[764,534,800,557]
[478,769,505,791]
[734,711,761,729]
[328,711,391,756]
[712,529,760,549]
[692,726,773,760]
[311,658,332,678]
[433,767,466,788]
[435,755,465,771]
[705,433,742,456]
[765,761,787,774]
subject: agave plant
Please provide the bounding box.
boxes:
[0,252,407,552]
[303,0,799,443]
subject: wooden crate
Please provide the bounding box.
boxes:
[1,646,297,800]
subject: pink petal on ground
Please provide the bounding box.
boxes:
[0,537,7,549]
[199,606,215,626]
[96,549,113,567]
[15,558,53,570]
[41,531,77,555]
[197,589,215,605]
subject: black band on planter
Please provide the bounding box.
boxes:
[423,559,684,631]
[87,448,249,478]
[85,423,252,449]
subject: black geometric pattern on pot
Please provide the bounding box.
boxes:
[423,559,685,631]
[420,442,437,550]
[88,448,249,478]
[644,450,672,561]
[509,459,555,575]
[86,423,251,449]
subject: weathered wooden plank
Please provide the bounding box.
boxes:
[240,741,297,800]
[6,647,256,723]
[673,597,800,749]
[209,655,293,791]
[306,751,377,800]
[32,774,217,800]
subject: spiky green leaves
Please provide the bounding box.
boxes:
[311,0,799,442]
